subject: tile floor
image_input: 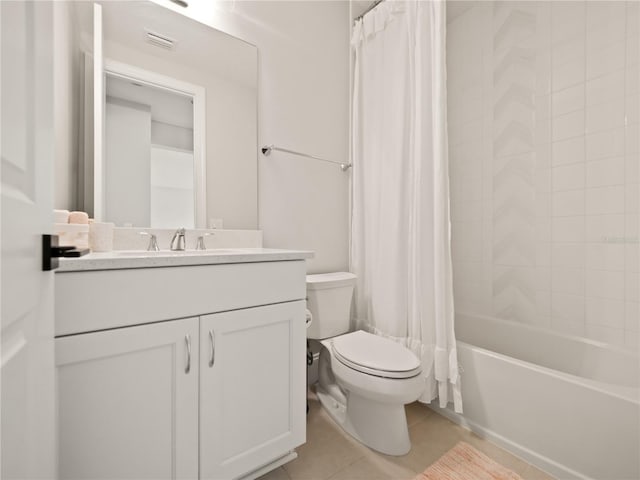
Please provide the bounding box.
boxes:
[259,388,555,480]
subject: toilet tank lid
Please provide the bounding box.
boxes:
[306,272,356,289]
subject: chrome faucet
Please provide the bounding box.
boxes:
[139,231,159,251]
[170,228,186,251]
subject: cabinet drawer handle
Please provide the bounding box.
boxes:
[185,334,191,374]
[209,330,215,368]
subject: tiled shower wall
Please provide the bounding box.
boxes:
[447,1,639,349]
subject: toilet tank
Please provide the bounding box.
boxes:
[306,272,357,340]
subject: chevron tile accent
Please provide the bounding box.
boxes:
[491,3,538,318]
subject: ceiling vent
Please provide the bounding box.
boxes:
[145,30,175,50]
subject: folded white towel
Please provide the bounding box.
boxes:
[53,209,69,223]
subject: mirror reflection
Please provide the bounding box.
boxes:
[96,0,258,229]
[105,74,196,228]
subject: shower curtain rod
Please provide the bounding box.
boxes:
[355,0,385,21]
[261,145,352,171]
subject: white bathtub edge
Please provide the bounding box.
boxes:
[427,405,593,480]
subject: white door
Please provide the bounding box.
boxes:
[200,301,306,480]
[56,317,200,480]
[1,2,56,478]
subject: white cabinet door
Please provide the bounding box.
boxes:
[200,301,306,479]
[56,318,199,480]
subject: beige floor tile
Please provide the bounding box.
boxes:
[328,455,417,480]
[520,464,557,480]
[405,401,432,427]
[257,466,291,480]
[279,387,555,480]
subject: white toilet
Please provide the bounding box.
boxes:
[306,272,425,456]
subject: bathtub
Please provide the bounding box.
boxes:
[433,313,640,480]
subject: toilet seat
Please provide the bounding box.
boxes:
[331,331,421,379]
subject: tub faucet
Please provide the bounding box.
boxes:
[170,228,186,251]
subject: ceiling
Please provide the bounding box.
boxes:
[106,74,194,129]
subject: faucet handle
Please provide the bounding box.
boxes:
[195,232,214,250]
[139,232,160,251]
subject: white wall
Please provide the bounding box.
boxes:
[447,1,639,349]
[53,1,81,210]
[152,0,351,273]
[105,98,151,227]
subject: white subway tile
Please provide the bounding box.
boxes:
[625,331,640,349]
[586,269,625,300]
[553,110,585,141]
[626,123,639,154]
[552,3,585,44]
[626,272,639,302]
[626,214,639,237]
[627,29,640,67]
[552,267,585,295]
[537,218,552,243]
[553,216,585,242]
[586,1,625,28]
[552,58,586,92]
[537,290,552,317]
[552,37,585,68]
[552,137,585,166]
[585,70,625,107]
[536,168,552,193]
[585,15,625,52]
[552,243,585,269]
[585,214,625,242]
[585,185,625,215]
[626,244,639,273]
[552,83,585,116]
[627,94,640,125]
[626,155,639,185]
[626,184,639,213]
[585,325,625,346]
[537,192,551,217]
[585,128,625,161]
[537,242,552,267]
[585,98,626,134]
[585,243,626,271]
[586,40,626,80]
[627,66,640,96]
[586,297,625,328]
[585,157,625,188]
[551,292,585,323]
[536,94,552,121]
[625,301,640,331]
[553,190,585,216]
[553,163,585,191]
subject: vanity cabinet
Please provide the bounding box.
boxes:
[55,256,309,480]
[200,301,305,479]
[56,317,200,480]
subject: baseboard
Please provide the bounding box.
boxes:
[429,405,592,480]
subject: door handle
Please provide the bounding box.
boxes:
[185,334,191,374]
[208,329,215,368]
[42,234,89,271]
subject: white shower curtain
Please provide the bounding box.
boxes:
[351,0,462,412]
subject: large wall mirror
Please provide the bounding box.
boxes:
[88,0,258,229]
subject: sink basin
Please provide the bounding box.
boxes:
[112,249,244,257]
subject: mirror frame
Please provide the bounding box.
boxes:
[97,58,207,228]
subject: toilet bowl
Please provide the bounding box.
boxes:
[307,273,425,456]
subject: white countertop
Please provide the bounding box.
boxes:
[56,248,314,272]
